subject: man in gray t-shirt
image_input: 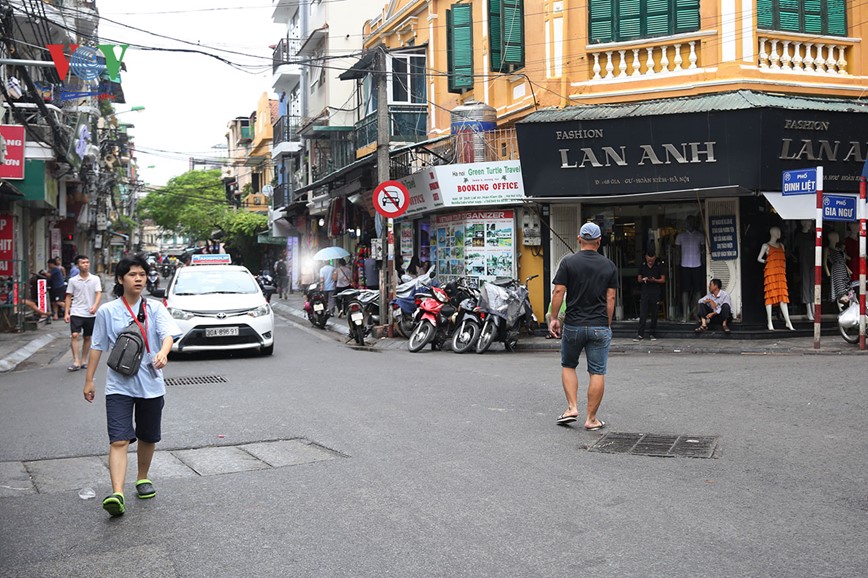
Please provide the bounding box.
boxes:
[64,255,102,371]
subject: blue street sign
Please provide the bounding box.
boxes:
[782,168,818,196]
[823,194,857,221]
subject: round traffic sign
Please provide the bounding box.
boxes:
[373,180,410,218]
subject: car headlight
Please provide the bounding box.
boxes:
[248,304,271,318]
[168,308,195,321]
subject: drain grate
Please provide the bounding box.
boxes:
[165,375,228,387]
[588,432,719,459]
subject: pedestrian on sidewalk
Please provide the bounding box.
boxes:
[47,258,66,320]
[275,252,289,299]
[319,260,336,314]
[64,255,101,371]
[82,255,181,518]
[548,222,618,431]
[634,248,665,341]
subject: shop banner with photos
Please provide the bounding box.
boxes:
[433,210,515,286]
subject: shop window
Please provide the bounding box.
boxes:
[446,3,474,93]
[589,0,700,44]
[389,52,427,104]
[489,0,525,72]
[757,0,847,36]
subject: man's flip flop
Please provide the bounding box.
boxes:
[135,479,156,499]
[585,420,607,431]
[67,364,80,372]
[102,493,125,517]
[556,413,578,425]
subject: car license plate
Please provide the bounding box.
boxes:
[313,303,324,312]
[205,327,239,338]
[351,312,363,324]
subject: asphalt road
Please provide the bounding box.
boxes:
[1,314,866,577]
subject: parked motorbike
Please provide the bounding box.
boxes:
[303,283,329,329]
[256,271,277,303]
[451,282,483,354]
[146,268,160,294]
[475,275,539,354]
[335,287,380,345]
[837,281,861,344]
[407,285,456,353]
[391,266,438,338]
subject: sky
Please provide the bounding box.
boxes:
[95,1,284,188]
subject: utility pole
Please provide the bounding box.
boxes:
[376,46,392,332]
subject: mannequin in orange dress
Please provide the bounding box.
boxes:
[757,226,795,331]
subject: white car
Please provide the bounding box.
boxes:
[159,263,274,355]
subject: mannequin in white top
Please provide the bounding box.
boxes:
[757,226,795,331]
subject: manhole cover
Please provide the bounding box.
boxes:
[588,432,719,459]
[165,375,228,386]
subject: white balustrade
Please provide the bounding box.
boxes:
[588,40,699,80]
[758,37,849,75]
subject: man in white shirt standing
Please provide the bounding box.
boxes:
[64,255,102,371]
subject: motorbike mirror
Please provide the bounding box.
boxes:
[151,288,166,298]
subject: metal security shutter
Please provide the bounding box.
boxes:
[549,204,579,276]
[447,4,474,93]
[674,0,700,34]
[705,199,742,320]
[827,0,847,35]
[589,0,614,44]
[489,0,503,71]
[757,0,773,29]
[501,0,525,67]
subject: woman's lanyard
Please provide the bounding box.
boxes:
[121,297,150,353]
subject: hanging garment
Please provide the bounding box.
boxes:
[828,247,851,301]
[764,245,789,306]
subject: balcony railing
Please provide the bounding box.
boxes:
[354,105,428,149]
[273,115,301,146]
[312,136,355,182]
[587,32,713,81]
[273,37,302,73]
[273,182,291,207]
[758,34,854,75]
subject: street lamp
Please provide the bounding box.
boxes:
[114,106,145,116]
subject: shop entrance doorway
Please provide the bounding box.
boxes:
[584,202,707,324]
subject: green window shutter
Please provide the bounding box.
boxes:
[778,0,801,32]
[589,0,614,44]
[489,0,503,72]
[501,0,524,67]
[757,0,773,29]
[803,0,822,34]
[447,4,474,93]
[644,0,671,38]
[673,0,700,34]
[618,0,642,41]
[826,0,847,35]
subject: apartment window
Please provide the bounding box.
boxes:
[489,0,525,72]
[446,3,474,93]
[757,0,846,36]
[389,52,426,104]
[589,0,700,44]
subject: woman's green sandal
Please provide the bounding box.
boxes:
[135,479,156,499]
[102,493,125,517]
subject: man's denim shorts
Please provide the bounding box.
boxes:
[560,325,612,375]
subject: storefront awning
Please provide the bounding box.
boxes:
[517,90,868,200]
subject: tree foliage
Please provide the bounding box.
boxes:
[138,169,227,242]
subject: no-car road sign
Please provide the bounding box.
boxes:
[373,180,410,218]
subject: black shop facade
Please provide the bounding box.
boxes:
[515,91,868,328]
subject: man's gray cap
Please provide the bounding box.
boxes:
[579,222,602,240]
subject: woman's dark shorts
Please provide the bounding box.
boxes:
[106,394,164,444]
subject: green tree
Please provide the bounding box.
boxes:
[138,169,228,242]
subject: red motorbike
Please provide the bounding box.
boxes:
[407,285,455,353]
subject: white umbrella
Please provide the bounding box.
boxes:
[312,246,350,261]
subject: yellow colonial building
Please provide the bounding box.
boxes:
[301,0,868,331]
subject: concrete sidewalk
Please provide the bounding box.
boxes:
[0,317,63,373]
[270,292,867,356]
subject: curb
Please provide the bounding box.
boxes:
[0,334,59,373]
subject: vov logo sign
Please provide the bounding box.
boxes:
[46,44,128,101]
